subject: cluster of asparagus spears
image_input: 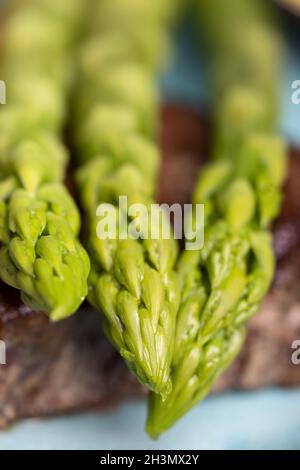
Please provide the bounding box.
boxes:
[0,0,90,320]
[0,0,287,437]
[72,0,183,400]
[147,0,287,437]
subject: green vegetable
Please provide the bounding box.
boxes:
[0,0,89,320]
[71,0,183,397]
[147,327,246,438]
[78,152,180,397]
[147,0,287,437]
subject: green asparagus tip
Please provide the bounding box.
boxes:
[50,304,77,322]
[156,378,172,403]
[162,383,171,402]
[145,419,161,441]
[145,393,166,440]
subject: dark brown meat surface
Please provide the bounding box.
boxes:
[0,104,300,428]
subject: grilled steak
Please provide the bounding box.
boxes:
[0,105,299,428]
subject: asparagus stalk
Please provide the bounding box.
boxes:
[147,0,287,437]
[72,0,183,398]
[0,1,89,320]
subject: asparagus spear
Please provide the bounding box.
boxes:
[0,1,90,320]
[147,0,287,436]
[147,327,246,437]
[72,0,183,397]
